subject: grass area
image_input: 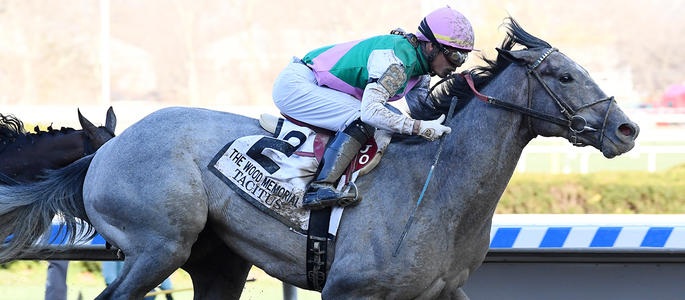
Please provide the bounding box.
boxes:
[498,163,685,214]
[0,261,319,300]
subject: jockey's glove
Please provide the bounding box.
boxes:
[414,114,451,141]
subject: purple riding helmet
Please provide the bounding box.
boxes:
[416,6,476,66]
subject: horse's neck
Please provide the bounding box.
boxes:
[0,132,86,181]
[35,131,87,162]
[433,69,532,224]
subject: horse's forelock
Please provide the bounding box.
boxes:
[502,17,551,51]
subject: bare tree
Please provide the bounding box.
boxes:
[0,0,682,107]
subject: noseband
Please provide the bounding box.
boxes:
[461,48,614,148]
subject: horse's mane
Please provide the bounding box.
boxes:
[407,17,552,120]
[0,113,78,153]
[0,113,27,144]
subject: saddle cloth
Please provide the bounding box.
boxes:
[208,115,390,234]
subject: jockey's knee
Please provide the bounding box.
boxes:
[343,119,375,144]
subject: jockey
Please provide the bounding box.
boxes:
[272,6,475,210]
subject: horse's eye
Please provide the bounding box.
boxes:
[559,73,574,83]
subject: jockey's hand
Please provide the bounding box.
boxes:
[417,115,451,141]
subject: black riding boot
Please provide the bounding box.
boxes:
[302,120,375,210]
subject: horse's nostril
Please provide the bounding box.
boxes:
[618,123,634,136]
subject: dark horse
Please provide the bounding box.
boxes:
[0,19,638,299]
[0,108,116,300]
[0,107,116,184]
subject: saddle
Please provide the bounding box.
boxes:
[208,114,393,291]
[261,114,396,291]
[258,113,391,177]
[208,113,392,233]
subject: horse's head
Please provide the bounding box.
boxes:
[410,19,639,159]
[78,106,117,151]
[0,107,117,182]
[0,107,116,181]
[494,21,639,158]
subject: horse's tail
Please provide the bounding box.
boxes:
[0,154,95,263]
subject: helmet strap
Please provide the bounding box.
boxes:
[420,42,439,76]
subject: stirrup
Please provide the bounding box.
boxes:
[302,182,360,210]
[336,182,361,207]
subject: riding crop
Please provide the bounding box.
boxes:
[393,96,458,257]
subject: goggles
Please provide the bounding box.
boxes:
[441,47,469,67]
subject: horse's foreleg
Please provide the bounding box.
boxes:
[182,227,252,300]
[437,287,470,300]
[435,272,472,300]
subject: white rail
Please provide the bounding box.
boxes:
[517,144,685,173]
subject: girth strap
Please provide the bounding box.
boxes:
[306,207,332,291]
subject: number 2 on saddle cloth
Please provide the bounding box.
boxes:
[207,112,389,233]
[281,114,380,180]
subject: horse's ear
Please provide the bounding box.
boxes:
[105,106,117,134]
[496,48,532,65]
[79,108,114,150]
[78,109,98,138]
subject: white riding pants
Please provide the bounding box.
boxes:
[272,58,362,132]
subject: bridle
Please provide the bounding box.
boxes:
[397,48,615,256]
[461,48,614,148]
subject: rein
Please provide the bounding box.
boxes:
[460,48,614,148]
[394,48,615,256]
[393,96,459,257]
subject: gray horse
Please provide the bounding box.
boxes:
[0,19,638,299]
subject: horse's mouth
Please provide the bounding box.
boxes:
[601,133,635,158]
[571,130,635,158]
